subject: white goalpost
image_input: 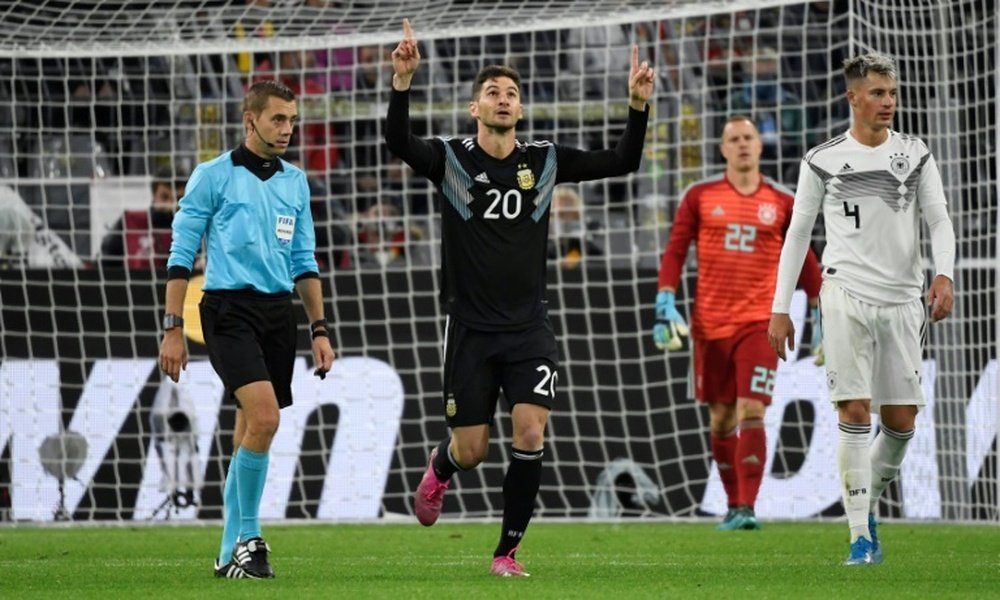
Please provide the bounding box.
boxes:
[0,0,996,524]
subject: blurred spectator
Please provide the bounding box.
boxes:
[233,0,276,78]
[272,49,341,175]
[729,46,804,179]
[99,167,187,270]
[0,185,84,269]
[352,44,394,212]
[701,13,753,99]
[560,24,631,100]
[355,202,423,269]
[548,186,602,269]
[286,152,352,271]
[304,0,356,91]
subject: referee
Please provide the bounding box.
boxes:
[158,80,335,579]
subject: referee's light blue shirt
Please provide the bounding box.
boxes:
[167,151,319,293]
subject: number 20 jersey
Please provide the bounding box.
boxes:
[433,137,559,330]
[795,130,947,305]
[385,89,648,332]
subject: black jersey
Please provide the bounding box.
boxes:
[386,89,648,331]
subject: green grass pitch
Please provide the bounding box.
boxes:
[3,520,998,599]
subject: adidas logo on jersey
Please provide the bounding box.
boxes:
[712,205,725,216]
[839,163,854,173]
[474,172,490,184]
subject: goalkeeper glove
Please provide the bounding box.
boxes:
[809,305,824,366]
[653,291,689,351]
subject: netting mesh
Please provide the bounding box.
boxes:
[1,0,795,57]
[0,0,996,523]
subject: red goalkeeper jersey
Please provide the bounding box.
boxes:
[658,174,821,340]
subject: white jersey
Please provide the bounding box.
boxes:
[773,130,955,310]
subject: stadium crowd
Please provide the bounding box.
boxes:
[0,0,989,273]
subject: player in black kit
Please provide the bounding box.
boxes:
[386,18,653,577]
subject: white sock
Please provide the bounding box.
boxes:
[869,424,914,512]
[838,422,872,542]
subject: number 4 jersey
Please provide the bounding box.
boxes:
[385,88,648,331]
[773,130,953,312]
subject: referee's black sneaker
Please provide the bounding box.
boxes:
[214,558,249,579]
[233,537,274,579]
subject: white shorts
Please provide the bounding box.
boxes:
[820,280,926,407]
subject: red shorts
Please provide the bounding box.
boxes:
[692,321,777,405]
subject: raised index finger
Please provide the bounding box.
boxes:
[403,18,413,40]
[631,44,638,71]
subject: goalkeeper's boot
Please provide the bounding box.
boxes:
[716,507,743,531]
[868,513,883,564]
[214,558,249,579]
[737,507,762,531]
[843,536,878,566]
[490,547,530,577]
[233,537,274,579]
[415,448,450,526]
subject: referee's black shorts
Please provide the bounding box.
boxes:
[199,289,297,408]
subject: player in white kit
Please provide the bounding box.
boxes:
[766,53,955,566]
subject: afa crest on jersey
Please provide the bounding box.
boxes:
[516,165,535,190]
[757,202,777,225]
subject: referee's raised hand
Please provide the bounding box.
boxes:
[391,18,420,90]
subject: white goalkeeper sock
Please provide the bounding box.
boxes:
[869,424,914,512]
[838,422,872,542]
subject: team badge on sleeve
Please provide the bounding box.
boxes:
[516,163,535,190]
[275,215,295,245]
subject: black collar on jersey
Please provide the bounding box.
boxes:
[468,138,527,164]
[232,143,284,181]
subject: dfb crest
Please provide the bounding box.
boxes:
[890,153,910,176]
[758,202,777,225]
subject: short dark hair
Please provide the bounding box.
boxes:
[242,80,296,114]
[151,166,186,195]
[471,65,521,100]
[843,53,897,85]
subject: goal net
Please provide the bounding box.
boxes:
[0,0,996,524]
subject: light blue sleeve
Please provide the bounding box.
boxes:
[167,164,217,270]
[289,172,319,279]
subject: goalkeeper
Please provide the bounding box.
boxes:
[653,116,822,531]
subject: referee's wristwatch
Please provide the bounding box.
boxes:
[162,313,184,331]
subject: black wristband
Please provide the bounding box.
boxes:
[310,319,327,334]
[312,328,329,340]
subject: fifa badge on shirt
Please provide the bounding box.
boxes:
[275,215,295,245]
[446,395,457,417]
[516,163,535,190]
